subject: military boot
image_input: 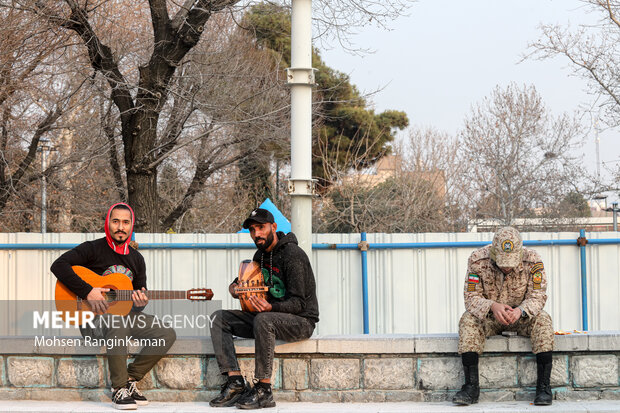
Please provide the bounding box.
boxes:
[452,362,479,405]
[534,359,553,405]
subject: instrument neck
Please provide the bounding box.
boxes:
[114,290,187,300]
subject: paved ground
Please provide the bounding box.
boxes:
[0,401,618,413]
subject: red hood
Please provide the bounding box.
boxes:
[104,202,135,255]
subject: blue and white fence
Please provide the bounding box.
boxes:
[1,231,619,335]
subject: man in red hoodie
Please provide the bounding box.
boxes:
[51,203,176,410]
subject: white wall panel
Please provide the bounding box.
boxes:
[1,231,619,334]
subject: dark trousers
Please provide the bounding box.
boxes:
[210,310,314,380]
[102,312,176,389]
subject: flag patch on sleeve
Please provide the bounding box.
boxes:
[468,274,480,283]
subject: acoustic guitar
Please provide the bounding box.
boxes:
[234,260,269,312]
[55,266,213,322]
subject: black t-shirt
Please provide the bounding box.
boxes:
[50,237,146,299]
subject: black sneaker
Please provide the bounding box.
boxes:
[235,384,276,410]
[127,380,149,406]
[209,376,249,407]
[111,386,137,410]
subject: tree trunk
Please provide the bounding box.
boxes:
[126,108,160,232]
[40,0,242,231]
[127,169,159,232]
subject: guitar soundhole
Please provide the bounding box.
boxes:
[106,290,117,302]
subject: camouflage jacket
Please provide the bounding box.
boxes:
[463,245,548,320]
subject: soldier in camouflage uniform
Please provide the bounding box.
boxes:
[453,227,554,406]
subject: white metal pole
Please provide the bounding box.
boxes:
[288,0,314,258]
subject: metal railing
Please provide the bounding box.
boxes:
[2,230,619,333]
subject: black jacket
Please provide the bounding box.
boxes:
[251,232,319,323]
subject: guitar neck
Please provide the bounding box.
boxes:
[114,290,188,301]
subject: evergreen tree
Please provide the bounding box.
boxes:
[244,3,409,191]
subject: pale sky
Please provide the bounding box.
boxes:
[321,0,620,201]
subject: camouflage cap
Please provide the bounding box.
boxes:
[490,226,523,268]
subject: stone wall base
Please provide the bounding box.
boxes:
[0,353,619,402]
[1,386,620,403]
[1,333,619,402]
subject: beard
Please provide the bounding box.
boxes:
[254,231,275,251]
[112,231,127,245]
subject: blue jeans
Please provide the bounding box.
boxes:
[210,310,314,379]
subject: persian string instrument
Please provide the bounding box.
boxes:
[234,259,269,312]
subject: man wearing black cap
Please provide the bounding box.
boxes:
[209,208,319,409]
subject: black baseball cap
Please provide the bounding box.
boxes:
[242,208,275,229]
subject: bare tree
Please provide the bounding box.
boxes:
[403,127,467,231]
[1,1,286,231]
[270,0,414,52]
[0,5,103,230]
[458,83,585,226]
[315,126,462,233]
[21,1,249,231]
[2,0,414,232]
[253,0,413,43]
[528,0,620,189]
[529,1,620,126]
[156,15,291,231]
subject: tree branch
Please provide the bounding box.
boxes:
[0,47,52,108]
[148,0,171,43]
[11,105,62,187]
[102,107,127,202]
[605,0,620,29]
[170,0,198,30]
[160,151,247,231]
[0,105,10,186]
[0,105,62,210]
[154,84,198,163]
[160,132,249,230]
[48,1,136,140]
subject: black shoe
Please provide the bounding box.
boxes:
[453,362,479,405]
[210,376,249,407]
[534,360,553,405]
[235,384,276,410]
[111,386,137,410]
[127,380,148,406]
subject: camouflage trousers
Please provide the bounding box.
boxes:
[458,310,554,354]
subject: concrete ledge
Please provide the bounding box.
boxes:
[0,332,619,402]
[1,332,615,355]
[316,334,415,354]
